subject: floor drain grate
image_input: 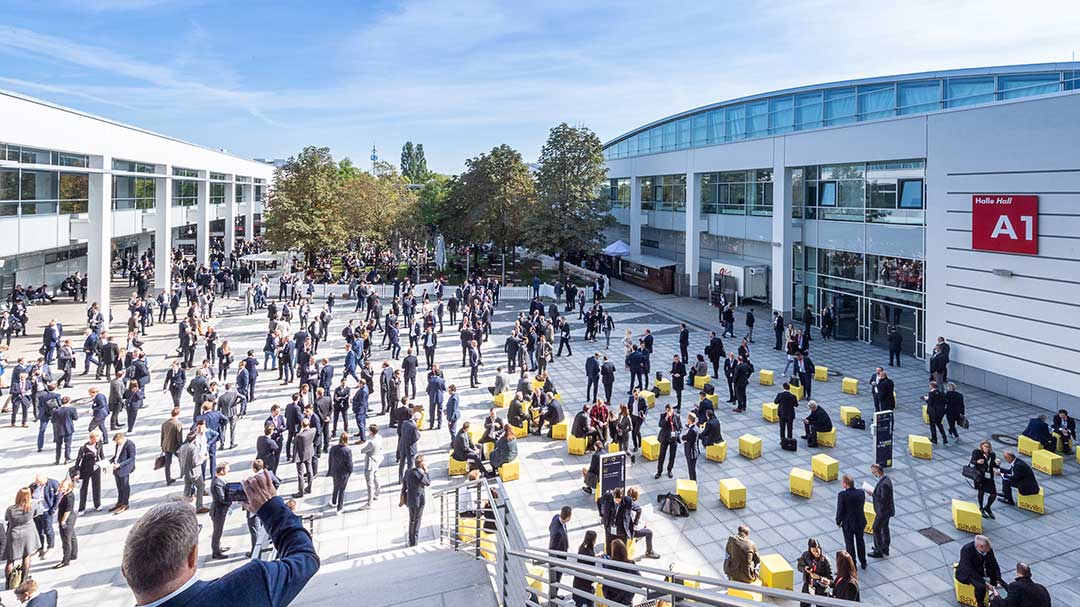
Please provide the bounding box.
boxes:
[918,527,953,545]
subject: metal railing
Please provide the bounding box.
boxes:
[435,477,884,606]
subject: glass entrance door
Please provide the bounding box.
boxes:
[867,300,920,357]
[822,289,860,340]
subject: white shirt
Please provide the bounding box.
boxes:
[136,575,198,607]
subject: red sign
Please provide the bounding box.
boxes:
[971,195,1038,255]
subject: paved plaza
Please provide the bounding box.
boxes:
[0,279,1076,606]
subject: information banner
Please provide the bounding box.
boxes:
[873,410,894,468]
[598,451,626,497]
[971,194,1039,255]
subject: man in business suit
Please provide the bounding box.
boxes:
[422,326,438,370]
[292,419,317,497]
[793,352,815,400]
[1051,408,1076,453]
[51,396,79,465]
[585,352,600,403]
[186,369,210,423]
[403,454,430,547]
[327,432,353,513]
[242,350,259,402]
[179,430,210,513]
[774,383,798,442]
[998,450,1040,506]
[600,355,616,404]
[209,463,232,559]
[876,367,896,412]
[1021,414,1055,452]
[121,471,319,607]
[548,506,572,590]
[678,323,690,364]
[835,474,867,569]
[955,535,1005,607]
[109,432,136,513]
[30,474,60,559]
[397,411,421,483]
[283,394,302,462]
[867,463,894,558]
[773,312,784,350]
[426,368,446,430]
[802,400,833,446]
[990,562,1051,607]
[654,404,682,480]
[723,352,738,404]
[707,331,725,378]
[444,384,461,443]
[733,355,753,413]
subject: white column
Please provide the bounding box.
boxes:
[684,171,701,297]
[223,178,236,257]
[154,168,173,290]
[771,138,794,318]
[243,183,255,243]
[87,159,113,329]
[196,173,210,266]
[629,175,642,255]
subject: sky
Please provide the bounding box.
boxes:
[1,0,1079,174]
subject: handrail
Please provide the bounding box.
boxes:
[436,477,886,607]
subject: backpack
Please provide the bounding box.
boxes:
[657,492,690,517]
[780,437,798,452]
[850,417,866,430]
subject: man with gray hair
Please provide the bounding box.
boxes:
[955,534,1005,607]
[121,471,318,606]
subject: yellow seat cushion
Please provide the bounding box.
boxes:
[1032,449,1063,475]
[840,406,861,426]
[666,562,701,588]
[1017,434,1040,457]
[498,459,520,482]
[551,420,568,440]
[738,434,762,459]
[953,562,982,607]
[789,383,805,401]
[1017,488,1045,515]
[693,374,711,389]
[467,425,484,445]
[705,393,719,407]
[719,478,746,509]
[705,441,727,462]
[951,499,982,534]
[863,501,875,534]
[841,377,859,395]
[762,402,779,423]
[568,434,587,455]
[493,391,512,408]
[811,453,838,481]
[814,366,828,382]
[448,453,468,476]
[654,378,671,395]
[642,436,661,461]
[640,390,657,408]
[908,434,932,459]
[508,423,528,439]
[676,479,698,511]
[759,553,794,591]
[922,404,930,424]
[789,467,813,499]
[759,370,774,386]
[816,428,836,448]
[727,579,763,602]
[483,440,494,458]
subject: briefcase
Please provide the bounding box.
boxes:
[780,437,798,452]
[153,454,166,470]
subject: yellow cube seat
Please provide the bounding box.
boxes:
[705,441,727,462]
[909,434,933,459]
[759,554,794,591]
[951,499,982,534]
[640,390,657,408]
[812,453,839,481]
[1076,445,1079,464]
[654,378,671,395]
[531,379,544,392]
[719,478,746,509]
[814,366,828,382]
[1017,434,1040,457]
[1017,488,1045,515]
[666,562,701,588]
[693,374,711,389]
[479,529,495,561]
[759,370,774,386]
[816,428,836,448]
[642,436,661,461]
[568,435,587,455]
[954,563,983,606]
[493,391,512,408]
[676,479,698,511]
[416,409,426,429]
[508,423,528,439]
[705,393,719,407]
[863,502,875,534]
[526,563,547,595]
[483,441,494,458]
[790,383,805,401]
[762,402,779,423]
[608,442,621,453]
[922,404,929,424]
[738,434,762,459]
[551,420,568,440]
[1032,449,1063,475]
[498,459,520,482]
[842,377,859,395]
[1051,432,1064,453]
[728,579,763,602]
[789,467,814,499]
[840,406,861,426]
[468,425,484,445]
[448,453,469,476]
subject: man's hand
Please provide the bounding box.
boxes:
[242,470,277,514]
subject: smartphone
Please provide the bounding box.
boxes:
[224,481,248,503]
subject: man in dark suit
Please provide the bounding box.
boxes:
[867,463,894,558]
[256,423,281,475]
[209,463,232,559]
[887,325,903,367]
[425,370,446,430]
[600,356,616,404]
[625,347,647,393]
[722,352,738,404]
[835,474,867,569]
[701,409,723,446]
[242,350,259,402]
[955,536,1005,607]
[327,433,353,513]
[109,432,136,513]
[585,353,600,403]
[793,352,815,400]
[187,370,210,423]
[51,396,79,465]
[284,395,302,462]
[678,323,690,364]
[317,358,334,394]
[292,420,317,497]
[1021,414,1055,452]
[1051,408,1076,453]
[397,411,421,483]
[998,451,1040,506]
[401,349,418,398]
[548,506,572,589]
[990,562,1051,607]
[707,331,725,378]
[403,454,430,547]
[774,383,799,442]
[121,471,319,607]
[654,404,682,480]
[876,368,896,412]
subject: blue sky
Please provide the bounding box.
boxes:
[1,0,1078,173]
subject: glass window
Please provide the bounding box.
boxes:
[838,179,865,208]
[628,135,639,156]
[746,102,768,137]
[818,181,837,206]
[19,148,51,164]
[795,92,823,130]
[211,183,226,205]
[859,85,895,119]
[20,170,57,200]
[769,96,793,134]
[867,255,923,291]
[999,73,1060,99]
[692,114,708,146]
[210,172,228,181]
[0,169,17,200]
[677,118,691,148]
[945,77,995,107]
[868,179,897,208]
[897,81,940,114]
[649,127,661,153]
[818,249,864,281]
[824,88,856,125]
[56,153,89,168]
[112,160,155,173]
[59,173,88,201]
[1066,71,1080,91]
[726,105,745,140]
[898,179,923,208]
[707,110,724,143]
[173,167,199,178]
[172,180,197,206]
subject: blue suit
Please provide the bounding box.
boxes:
[445,393,460,442]
[89,392,109,442]
[426,375,446,430]
[351,385,369,435]
[344,350,358,383]
[153,497,319,607]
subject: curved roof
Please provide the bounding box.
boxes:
[603,62,1080,156]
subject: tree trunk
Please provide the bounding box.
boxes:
[558,256,565,279]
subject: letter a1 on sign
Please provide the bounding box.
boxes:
[971,195,1038,255]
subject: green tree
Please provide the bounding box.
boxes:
[414,144,428,180]
[264,146,348,261]
[444,144,535,262]
[400,142,415,181]
[338,157,362,180]
[523,123,611,276]
[341,160,421,249]
[417,173,450,230]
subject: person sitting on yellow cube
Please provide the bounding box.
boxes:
[789,468,813,498]
[802,401,833,447]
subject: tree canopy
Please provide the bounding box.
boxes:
[400,141,429,183]
[442,144,536,253]
[263,146,348,259]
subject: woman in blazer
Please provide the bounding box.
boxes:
[75,429,106,512]
[969,439,999,519]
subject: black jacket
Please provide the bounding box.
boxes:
[327,444,353,479]
[774,390,798,421]
[1002,458,1040,497]
[956,541,1003,587]
[872,474,895,518]
[571,410,590,438]
[991,575,1052,607]
[656,412,682,443]
[835,487,866,533]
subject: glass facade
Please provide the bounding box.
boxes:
[210,182,226,205]
[2,143,88,168]
[173,179,197,207]
[639,175,685,211]
[798,159,925,224]
[604,69,1077,159]
[700,169,772,216]
[0,168,88,216]
[606,178,631,208]
[112,159,155,173]
[112,175,156,210]
[173,167,199,178]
